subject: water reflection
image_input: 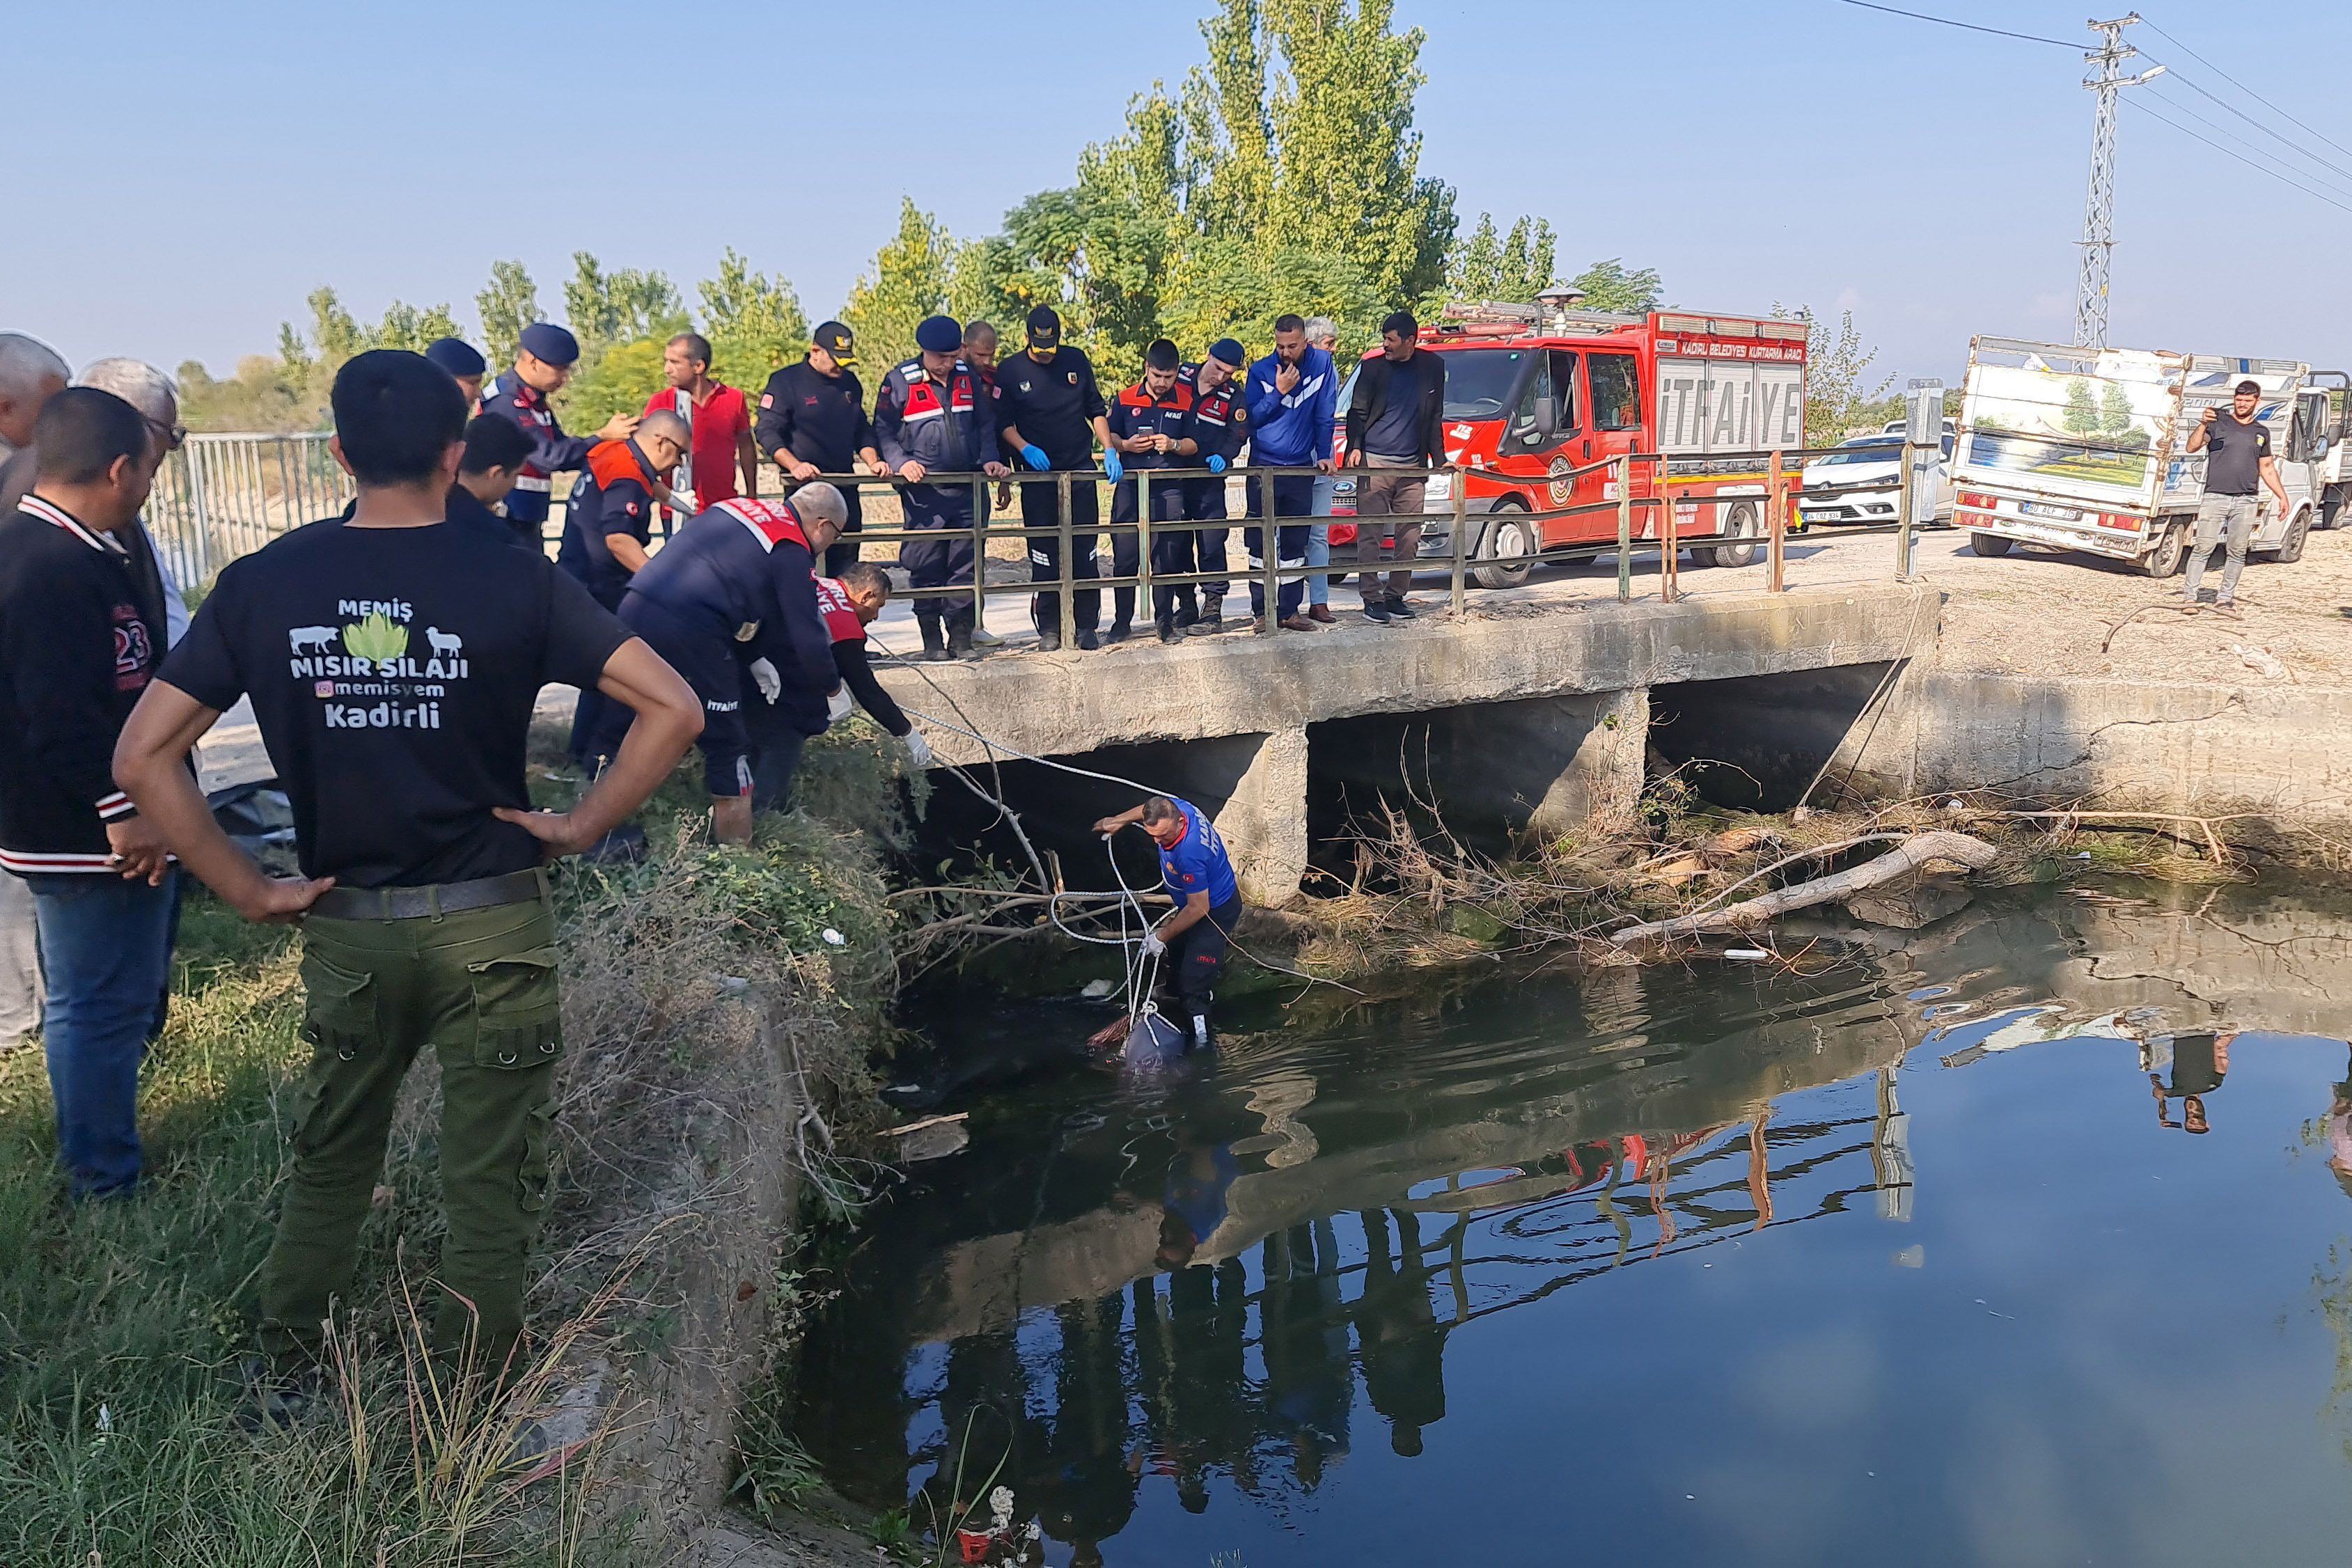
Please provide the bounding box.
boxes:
[794,881,2352,1564]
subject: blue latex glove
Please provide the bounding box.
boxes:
[1104,449,1124,484]
[1205,453,1227,475]
[1021,444,1049,471]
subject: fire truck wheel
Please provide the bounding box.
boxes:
[1470,504,1535,590]
[1706,502,1761,567]
[1969,532,2014,558]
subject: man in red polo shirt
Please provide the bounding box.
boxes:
[643,331,756,522]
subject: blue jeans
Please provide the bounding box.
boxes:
[30,871,178,1198]
[1308,475,1336,606]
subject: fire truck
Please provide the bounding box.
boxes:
[1331,297,1810,588]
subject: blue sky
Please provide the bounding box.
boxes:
[10,1,2350,386]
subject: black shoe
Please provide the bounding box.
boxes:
[1076,629,1101,651]
[1035,629,1063,652]
[1363,599,1393,624]
[1103,622,1131,645]
[236,1356,324,1435]
[947,624,975,660]
[1386,595,1418,620]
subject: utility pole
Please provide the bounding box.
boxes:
[2074,13,2166,348]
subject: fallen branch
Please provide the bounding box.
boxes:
[1608,831,2000,946]
[1961,807,2245,865]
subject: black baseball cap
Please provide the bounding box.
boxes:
[1026,306,1062,349]
[813,321,856,366]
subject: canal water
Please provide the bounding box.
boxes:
[794,879,2352,1565]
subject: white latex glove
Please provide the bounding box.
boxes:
[902,730,935,768]
[670,488,700,515]
[826,684,854,724]
[748,658,781,703]
[1140,929,1168,959]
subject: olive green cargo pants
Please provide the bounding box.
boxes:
[257,892,563,1371]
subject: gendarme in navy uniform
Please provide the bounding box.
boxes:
[871,315,1009,661]
[474,323,638,544]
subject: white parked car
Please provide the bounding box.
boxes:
[1798,432,1955,526]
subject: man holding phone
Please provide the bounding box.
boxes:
[2183,379,2290,613]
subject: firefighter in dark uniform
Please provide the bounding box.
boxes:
[1177,339,1250,634]
[1105,340,1198,644]
[755,322,890,577]
[474,322,642,549]
[584,489,846,845]
[558,411,689,761]
[872,315,1010,661]
[992,306,1113,652]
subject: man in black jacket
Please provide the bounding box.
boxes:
[0,388,175,1198]
[755,322,891,575]
[1343,311,1448,623]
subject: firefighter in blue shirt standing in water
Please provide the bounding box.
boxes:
[474,323,643,551]
[873,316,1011,661]
[1091,794,1242,1051]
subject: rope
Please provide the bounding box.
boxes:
[865,626,1358,1020]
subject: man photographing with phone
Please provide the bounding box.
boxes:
[2183,379,2290,615]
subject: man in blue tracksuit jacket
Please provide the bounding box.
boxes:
[1243,315,1338,626]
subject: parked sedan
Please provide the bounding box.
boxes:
[1798,432,1955,526]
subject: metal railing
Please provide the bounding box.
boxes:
[139,439,1915,623]
[808,446,1883,638]
[143,432,353,587]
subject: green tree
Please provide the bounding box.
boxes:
[476,260,540,369]
[262,288,467,428]
[561,338,668,438]
[2063,377,2100,437]
[698,248,808,386]
[1777,304,1895,441]
[2098,378,2133,436]
[562,252,687,362]
[840,198,962,370]
[1446,213,1558,304]
[1567,258,1663,315]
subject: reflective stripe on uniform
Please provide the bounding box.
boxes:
[512,474,553,492]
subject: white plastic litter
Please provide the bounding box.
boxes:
[821,927,846,947]
[1724,948,1770,961]
[1080,978,1120,1000]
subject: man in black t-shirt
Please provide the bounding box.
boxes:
[993,307,1112,650]
[2183,379,2292,613]
[113,351,701,1412]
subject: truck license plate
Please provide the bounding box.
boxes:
[2019,501,2083,522]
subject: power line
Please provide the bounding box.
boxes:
[2140,81,2352,205]
[2124,98,2352,217]
[2141,15,2352,164]
[2139,52,2352,187]
[1833,0,2075,49]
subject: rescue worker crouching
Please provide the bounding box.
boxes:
[873,315,1010,662]
[558,409,690,767]
[1105,340,1196,645]
[584,484,849,847]
[744,561,936,813]
[1177,339,1250,635]
[1091,794,1242,1050]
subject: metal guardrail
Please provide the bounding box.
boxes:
[143,433,354,588]
[143,437,1918,626]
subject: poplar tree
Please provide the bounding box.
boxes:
[840,200,961,370]
[700,248,809,384]
[475,260,540,369]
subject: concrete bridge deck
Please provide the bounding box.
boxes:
[878,582,1941,904]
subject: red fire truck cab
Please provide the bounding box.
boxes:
[1332,304,1810,588]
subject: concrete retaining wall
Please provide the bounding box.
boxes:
[1833,667,2352,839]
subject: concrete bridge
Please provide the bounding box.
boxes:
[877,582,1942,904]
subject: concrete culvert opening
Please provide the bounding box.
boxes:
[910,733,1270,896]
[1306,690,1650,882]
[1645,661,1899,812]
